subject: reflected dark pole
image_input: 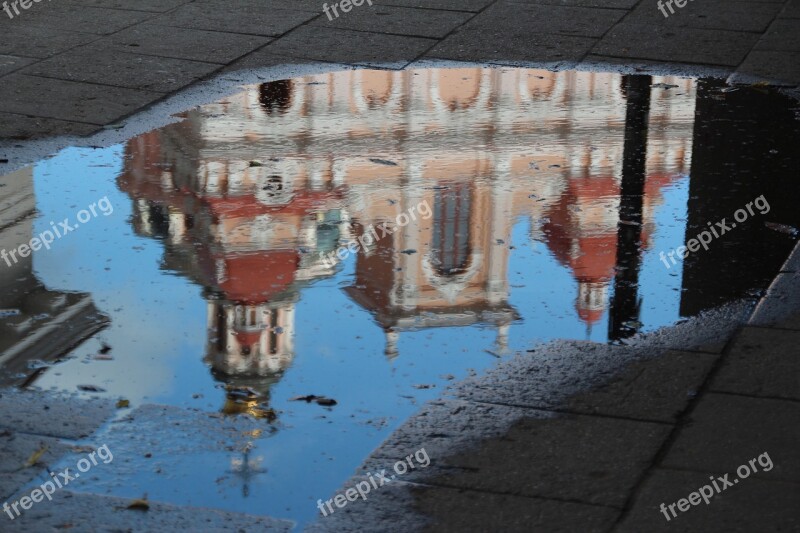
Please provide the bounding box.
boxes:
[609,75,651,341]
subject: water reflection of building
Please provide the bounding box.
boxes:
[0,168,108,385]
[119,67,696,377]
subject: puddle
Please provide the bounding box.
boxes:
[1,67,799,527]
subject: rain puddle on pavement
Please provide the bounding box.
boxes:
[1,67,799,527]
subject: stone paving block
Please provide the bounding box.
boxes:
[749,272,800,329]
[465,2,625,39]
[305,478,428,532]
[2,490,292,531]
[615,468,800,532]
[593,23,760,66]
[449,340,642,412]
[710,327,800,400]
[427,26,596,64]
[624,0,781,33]
[412,486,621,533]
[361,399,547,481]
[312,4,473,39]
[662,393,800,482]
[0,431,70,501]
[0,26,98,59]
[0,113,98,140]
[266,26,436,68]
[0,74,163,125]
[20,45,222,93]
[221,51,355,78]
[101,23,271,64]
[5,4,155,35]
[376,0,495,10]
[783,0,800,18]
[509,0,638,7]
[0,55,34,77]
[735,50,800,86]
[426,413,670,507]
[755,18,800,51]
[154,3,317,37]
[0,388,115,440]
[62,0,191,11]
[566,350,718,423]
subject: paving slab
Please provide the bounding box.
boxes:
[734,50,800,86]
[0,389,115,440]
[99,23,271,64]
[749,272,800,329]
[509,0,638,7]
[0,74,163,125]
[1,4,155,35]
[593,23,761,66]
[624,0,782,33]
[221,51,352,76]
[566,350,718,423]
[1,490,293,531]
[661,393,800,483]
[411,486,621,533]
[423,413,670,507]
[0,55,34,77]
[266,26,436,68]
[783,0,800,18]
[153,3,318,37]
[62,0,193,11]
[312,4,473,39]
[710,326,800,400]
[0,26,98,59]
[19,45,222,93]
[755,18,800,51]
[0,112,98,140]
[615,468,800,532]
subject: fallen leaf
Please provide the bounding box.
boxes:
[315,398,337,407]
[77,385,106,392]
[116,399,130,409]
[126,497,149,511]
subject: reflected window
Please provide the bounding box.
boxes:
[432,184,472,276]
[259,80,293,114]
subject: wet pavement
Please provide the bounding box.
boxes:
[0,65,799,530]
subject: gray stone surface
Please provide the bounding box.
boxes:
[0,431,70,501]
[0,389,115,440]
[0,26,97,59]
[510,0,638,7]
[20,45,222,93]
[154,3,317,37]
[428,30,596,64]
[426,413,670,507]
[755,18,800,51]
[2,490,292,531]
[615,468,800,532]
[100,24,271,64]
[0,74,163,125]
[566,350,718,423]
[735,50,800,86]
[710,327,800,400]
[749,272,800,329]
[624,0,782,33]
[0,56,34,77]
[0,113,98,140]
[2,4,155,35]
[312,4,473,39]
[62,0,191,12]
[661,393,800,482]
[593,23,761,66]
[266,26,436,68]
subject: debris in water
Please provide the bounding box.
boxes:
[24,446,48,467]
[291,395,337,407]
[765,222,799,236]
[400,249,417,254]
[369,158,398,166]
[249,160,264,167]
[126,497,150,511]
[652,83,679,89]
[78,385,106,392]
[116,399,130,409]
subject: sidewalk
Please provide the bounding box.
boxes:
[0,0,798,140]
[308,241,800,532]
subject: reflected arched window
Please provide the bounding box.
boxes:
[432,183,472,276]
[259,80,293,114]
